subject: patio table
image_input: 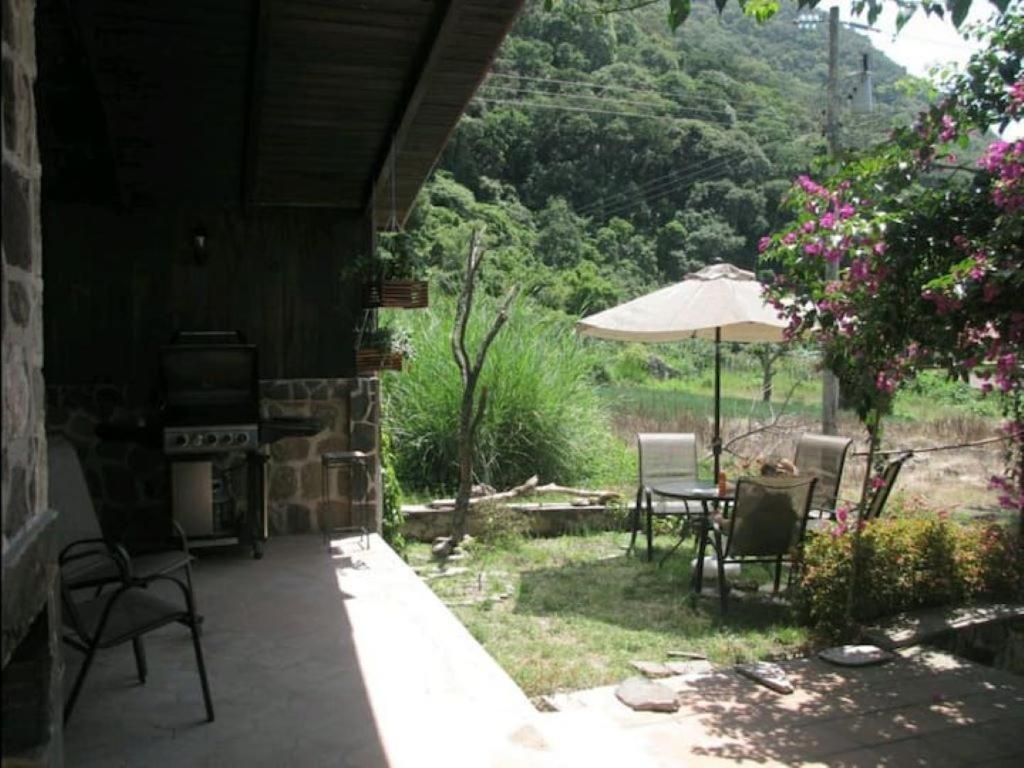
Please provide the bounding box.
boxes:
[648,480,735,595]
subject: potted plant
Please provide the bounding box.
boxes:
[361,231,429,310]
[355,326,412,374]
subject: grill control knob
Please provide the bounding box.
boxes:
[204,433,217,446]
[219,433,232,445]
[174,434,188,447]
[234,433,249,445]
[192,434,205,447]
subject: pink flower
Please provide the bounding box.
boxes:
[758,236,772,253]
[804,242,822,256]
[872,241,888,256]
[802,220,816,234]
[820,212,836,230]
[838,203,856,220]
[1009,79,1024,116]
[782,232,798,245]
[939,114,957,142]
[871,475,887,491]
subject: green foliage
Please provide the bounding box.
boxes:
[799,516,1024,641]
[383,296,617,493]
[380,429,407,556]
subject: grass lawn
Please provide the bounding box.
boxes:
[408,531,809,699]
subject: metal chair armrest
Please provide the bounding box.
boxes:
[60,544,133,583]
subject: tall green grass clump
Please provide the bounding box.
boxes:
[384,296,620,493]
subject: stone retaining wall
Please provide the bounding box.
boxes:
[401,503,623,542]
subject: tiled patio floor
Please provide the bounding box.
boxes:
[62,534,1024,767]
[62,535,548,767]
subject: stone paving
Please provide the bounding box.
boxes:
[62,534,1024,767]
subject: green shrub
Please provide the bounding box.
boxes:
[383,296,615,493]
[798,516,1023,641]
[380,429,406,556]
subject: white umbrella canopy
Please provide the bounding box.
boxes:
[576,262,787,481]
[576,263,786,343]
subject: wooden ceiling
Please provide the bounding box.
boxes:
[36,0,523,217]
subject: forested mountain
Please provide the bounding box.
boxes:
[401,0,933,315]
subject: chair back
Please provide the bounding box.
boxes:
[637,433,698,487]
[793,433,852,513]
[48,435,104,551]
[864,453,911,520]
[724,476,818,558]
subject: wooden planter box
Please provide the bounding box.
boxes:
[356,349,403,374]
[363,280,429,310]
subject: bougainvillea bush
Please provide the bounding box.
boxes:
[760,11,1024,526]
[799,515,1024,641]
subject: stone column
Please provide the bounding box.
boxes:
[2,0,63,763]
[349,377,382,534]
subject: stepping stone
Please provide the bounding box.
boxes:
[734,662,794,694]
[665,660,713,676]
[614,676,680,712]
[629,660,673,678]
[819,644,895,667]
[666,651,707,660]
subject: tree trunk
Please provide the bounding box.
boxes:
[443,229,518,555]
[761,360,774,403]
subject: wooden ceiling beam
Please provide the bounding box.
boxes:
[368,0,462,228]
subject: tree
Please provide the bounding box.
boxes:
[543,1,1006,33]
[443,230,520,554]
[761,10,1023,528]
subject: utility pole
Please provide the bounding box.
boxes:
[821,5,841,436]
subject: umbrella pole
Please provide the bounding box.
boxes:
[713,327,722,482]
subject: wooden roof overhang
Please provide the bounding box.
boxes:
[36,0,524,221]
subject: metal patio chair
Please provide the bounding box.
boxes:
[793,433,852,519]
[708,475,818,613]
[49,434,196,597]
[630,433,701,561]
[60,550,214,723]
[862,452,913,521]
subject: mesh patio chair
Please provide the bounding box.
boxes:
[862,452,912,521]
[708,475,817,613]
[793,433,853,519]
[49,435,196,596]
[630,433,700,561]
[60,550,214,723]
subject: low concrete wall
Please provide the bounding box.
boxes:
[401,503,624,542]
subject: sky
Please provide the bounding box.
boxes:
[836,0,1022,138]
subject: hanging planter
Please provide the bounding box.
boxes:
[360,230,428,310]
[355,327,412,375]
[355,349,403,374]
[362,279,429,310]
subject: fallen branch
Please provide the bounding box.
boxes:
[426,476,621,509]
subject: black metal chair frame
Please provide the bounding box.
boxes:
[708,476,818,613]
[60,547,214,724]
[861,451,913,521]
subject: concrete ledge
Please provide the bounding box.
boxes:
[401,503,621,541]
[863,602,1024,650]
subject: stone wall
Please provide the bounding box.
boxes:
[44,377,382,539]
[262,377,381,536]
[46,384,166,541]
[2,0,63,762]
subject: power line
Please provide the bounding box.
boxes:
[585,154,744,221]
[599,157,741,220]
[488,71,782,111]
[472,94,769,127]
[479,83,768,121]
[575,152,745,218]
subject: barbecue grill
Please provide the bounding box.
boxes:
[159,331,323,558]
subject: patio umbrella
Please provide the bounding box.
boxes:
[577,262,787,482]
